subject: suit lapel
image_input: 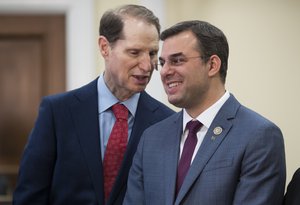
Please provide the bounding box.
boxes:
[108,92,164,204]
[70,79,104,205]
[164,113,183,205]
[175,95,240,205]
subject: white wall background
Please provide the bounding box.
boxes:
[1,0,299,188]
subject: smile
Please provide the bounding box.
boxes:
[168,82,181,88]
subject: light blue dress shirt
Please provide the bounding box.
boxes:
[97,74,140,160]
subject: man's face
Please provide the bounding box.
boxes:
[160,31,210,109]
[102,17,159,101]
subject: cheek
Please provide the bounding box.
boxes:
[189,66,206,80]
[114,55,137,71]
[184,70,205,89]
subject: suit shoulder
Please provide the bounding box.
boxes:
[146,112,179,131]
[42,79,98,104]
[139,92,175,115]
[284,168,300,204]
[238,104,280,128]
[291,168,300,182]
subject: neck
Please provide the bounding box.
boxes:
[186,86,226,118]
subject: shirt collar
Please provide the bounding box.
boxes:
[183,90,230,130]
[97,73,140,117]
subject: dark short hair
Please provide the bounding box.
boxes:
[99,4,160,47]
[161,20,229,83]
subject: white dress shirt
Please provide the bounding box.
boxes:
[180,91,230,163]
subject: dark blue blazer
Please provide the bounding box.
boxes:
[124,94,286,205]
[13,78,174,205]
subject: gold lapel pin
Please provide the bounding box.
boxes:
[211,126,223,141]
[213,126,223,135]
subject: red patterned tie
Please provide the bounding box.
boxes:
[176,120,202,195]
[103,104,128,201]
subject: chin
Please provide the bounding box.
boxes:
[168,97,182,108]
[133,86,146,93]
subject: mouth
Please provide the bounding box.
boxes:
[168,82,181,88]
[164,80,182,95]
[132,75,150,85]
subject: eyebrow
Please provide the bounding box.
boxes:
[159,52,184,61]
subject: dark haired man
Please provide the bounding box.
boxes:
[124,20,286,205]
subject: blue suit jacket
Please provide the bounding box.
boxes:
[124,94,286,205]
[13,78,174,205]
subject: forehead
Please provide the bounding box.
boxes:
[161,31,198,57]
[117,17,159,49]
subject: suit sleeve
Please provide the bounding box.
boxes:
[233,123,286,205]
[123,132,146,205]
[13,97,57,205]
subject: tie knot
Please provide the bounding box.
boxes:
[112,104,128,120]
[186,120,202,134]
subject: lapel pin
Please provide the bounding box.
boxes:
[211,126,223,141]
[213,126,223,135]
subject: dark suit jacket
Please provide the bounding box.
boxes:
[124,94,286,205]
[13,78,174,205]
[284,168,300,205]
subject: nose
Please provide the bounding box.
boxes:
[138,53,152,72]
[160,62,172,77]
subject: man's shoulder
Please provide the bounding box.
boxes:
[139,91,174,114]
[146,111,179,130]
[226,94,279,127]
[45,78,98,101]
[292,168,300,182]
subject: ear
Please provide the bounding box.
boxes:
[98,35,110,58]
[208,55,221,77]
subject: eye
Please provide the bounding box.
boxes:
[149,50,158,58]
[169,57,186,66]
[159,59,165,67]
[128,50,139,56]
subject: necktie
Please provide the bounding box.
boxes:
[103,104,128,201]
[176,120,202,195]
